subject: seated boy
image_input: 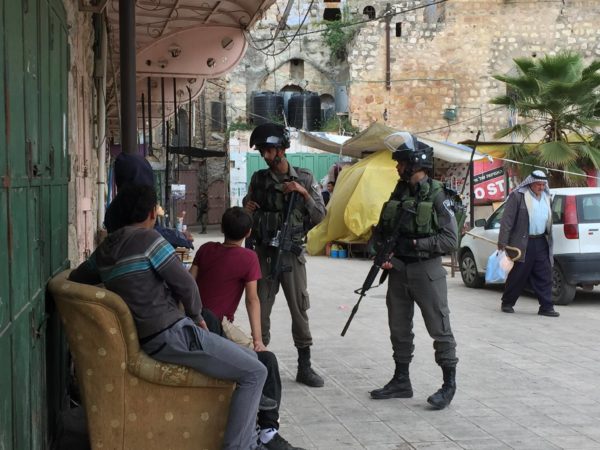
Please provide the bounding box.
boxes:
[70,185,267,450]
[190,206,304,450]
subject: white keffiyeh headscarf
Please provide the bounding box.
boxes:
[516,169,550,194]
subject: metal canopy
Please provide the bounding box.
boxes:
[102,0,275,138]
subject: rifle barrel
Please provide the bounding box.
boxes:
[341,294,364,336]
[341,264,381,336]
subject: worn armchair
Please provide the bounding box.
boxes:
[49,270,235,450]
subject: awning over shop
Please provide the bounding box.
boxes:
[299,122,486,163]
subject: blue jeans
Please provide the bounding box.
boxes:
[141,317,266,450]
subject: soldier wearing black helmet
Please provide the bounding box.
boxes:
[369,132,459,410]
[243,123,326,388]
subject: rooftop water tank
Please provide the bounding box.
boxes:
[335,84,348,113]
[251,91,284,125]
[288,91,321,131]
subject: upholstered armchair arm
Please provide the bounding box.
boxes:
[128,349,233,388]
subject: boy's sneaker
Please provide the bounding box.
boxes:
[263,433,305,450]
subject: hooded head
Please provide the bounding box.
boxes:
[114,153,155,189]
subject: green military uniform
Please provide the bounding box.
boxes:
[381,175,458,367]
[246,165,325,348]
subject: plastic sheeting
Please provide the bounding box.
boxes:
[306,149,398,255]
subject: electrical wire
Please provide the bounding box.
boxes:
[246,0,315,57]
[244,0,295,53]
[482,154,600,182]
[252,0,448,43]
[416,107,505,135]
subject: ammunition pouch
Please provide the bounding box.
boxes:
[252,210,304,251]
[253,211,282,246]
[414,200,438,235]
[379,200,402,236]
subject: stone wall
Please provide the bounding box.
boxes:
[64,1,96,264]
[227,0,349,126]
[348,0,600,141]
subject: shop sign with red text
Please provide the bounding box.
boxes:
[473,159,505,204]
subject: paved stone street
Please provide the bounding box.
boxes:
[188,226,600,450]
[60,226,600,449]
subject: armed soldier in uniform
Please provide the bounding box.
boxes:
[369,133,459,410]
[243,123,327,388]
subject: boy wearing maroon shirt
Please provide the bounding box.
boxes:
[190,207,303,450]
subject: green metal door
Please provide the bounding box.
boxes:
[246,153,341,187]
[0,0,69,449]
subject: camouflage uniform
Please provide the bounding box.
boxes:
[246,165,325,348]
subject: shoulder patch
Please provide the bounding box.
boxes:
[443,199,455,216]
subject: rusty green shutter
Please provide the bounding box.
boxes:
[0,0,9,446]
[0,0,69,448]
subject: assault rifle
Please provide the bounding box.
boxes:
[341,203,415,336]
[267,191,300,293]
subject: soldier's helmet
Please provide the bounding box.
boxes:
[384,131,434,170]
[249,123,291,151]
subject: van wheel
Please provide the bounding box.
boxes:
[460,250,484,288]
[552,264,576,305]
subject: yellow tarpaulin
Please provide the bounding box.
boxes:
[306,149,398,255]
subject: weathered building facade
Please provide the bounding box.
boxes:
[229,0,600,144]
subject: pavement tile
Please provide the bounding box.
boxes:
[543,434,600,449]
[345,420,404,446]
[453,438,512,449]
[386,423,448,443]
[499,436,562,449]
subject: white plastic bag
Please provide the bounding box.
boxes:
[498,250,514,273]
[485,250,510,284]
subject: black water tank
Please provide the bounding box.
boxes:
[288,92,321,130]
[251,91,284,125]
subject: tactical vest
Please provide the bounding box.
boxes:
[250,169,306,246]
[380,179,444,258]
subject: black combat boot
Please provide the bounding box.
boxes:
[427,366,456,410]
[296,347,324,387]
[370,363,413,399]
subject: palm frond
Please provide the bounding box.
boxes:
[534,51,583,84]
[579,118,600,128]
[544,80,597,105]
[493,124,533,140]
[537,141,578,166]
[560,161,587,187]
[576,143,600,170]
[513,58,536,75]
[581,59,600,78]
[505,144,540,179]
[493,74,539,97]
[494,53,600,162]
[489,95,513,106]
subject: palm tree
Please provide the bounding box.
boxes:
[490,52,600,186]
